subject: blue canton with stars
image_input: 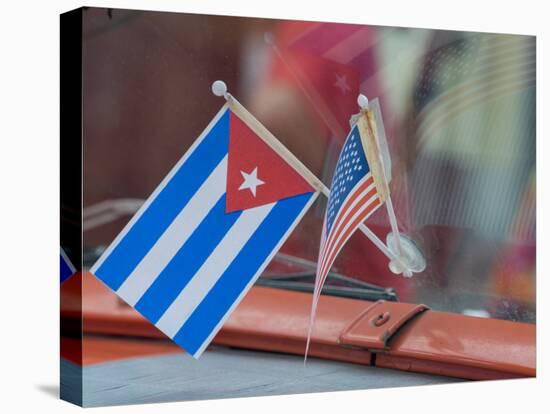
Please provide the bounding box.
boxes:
[326,125,371,234]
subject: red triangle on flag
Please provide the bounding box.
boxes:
[226,112,314,213]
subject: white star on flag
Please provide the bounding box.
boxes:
[334,73,351,94]
[91,102,319,359]
[238,167,265,197]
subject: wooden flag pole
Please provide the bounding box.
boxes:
[356,94,412,277]
[212,81,409,272]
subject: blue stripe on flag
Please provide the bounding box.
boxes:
[172,191,314,356]
[94,109,230,290]
[60,253,74,283]
[135,194,242,323]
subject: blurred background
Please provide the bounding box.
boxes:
[81,8,535,323]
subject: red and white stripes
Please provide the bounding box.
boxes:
[317,173,381,287]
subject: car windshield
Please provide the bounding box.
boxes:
[81,9,535,323]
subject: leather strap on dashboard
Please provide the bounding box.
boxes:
[339,300,429,350]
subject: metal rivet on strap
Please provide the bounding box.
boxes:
[372,312,391,327]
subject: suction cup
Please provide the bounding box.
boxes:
[386,232,426,277]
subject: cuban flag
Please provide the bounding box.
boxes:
[60,247,76,284]
[91,104,319,358]
[316,124,383,294]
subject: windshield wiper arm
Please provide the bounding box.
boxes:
[83,247,398,302]
[256,275,398,302]
[258,253,399,302]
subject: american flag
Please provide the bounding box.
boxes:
[316,123,383,288]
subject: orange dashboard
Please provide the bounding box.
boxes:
[60,272,535,380]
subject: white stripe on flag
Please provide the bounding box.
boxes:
[117,156,228,306]
[327,177,373,245]
[319,174,373,265]
[90,104,229,275]
[320,192,379,278]
[191,191,319,358]
[155,202,276,339]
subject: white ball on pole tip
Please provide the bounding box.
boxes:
[357,94,369,109]
[211,80,227,97]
